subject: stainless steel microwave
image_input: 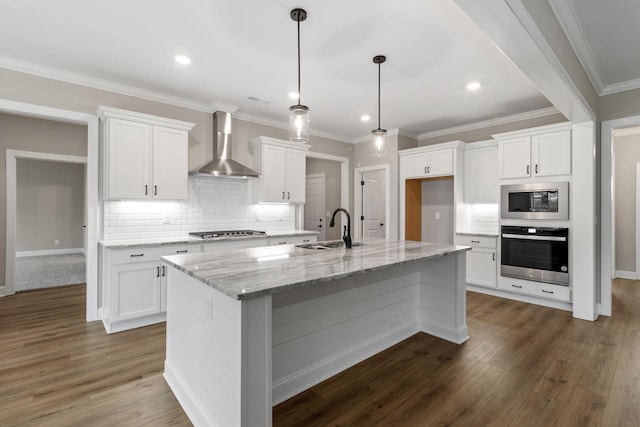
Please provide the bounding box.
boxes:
[500,182,569,220]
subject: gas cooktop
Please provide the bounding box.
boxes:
[189,230,267,240]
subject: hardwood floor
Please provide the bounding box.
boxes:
[1,281,639,426]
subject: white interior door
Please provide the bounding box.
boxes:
[305,174,325,241]
[361,169,386,239]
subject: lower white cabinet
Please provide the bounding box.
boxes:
[269,235,317,246]
[498,276,571,302]
[456,234,497,288]
[102,243,201,333]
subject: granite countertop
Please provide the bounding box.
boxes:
[456,231,499,238]
[100,230,319,249]
[162,239,471,301]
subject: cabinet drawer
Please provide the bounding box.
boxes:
[108,243,201,264]
[498,277,571,302]
[269,235,317,246]
[456,235,497,249]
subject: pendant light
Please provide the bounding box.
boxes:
[372,55,387,158]
[289,8,310,143]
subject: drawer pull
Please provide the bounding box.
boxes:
[176,250,188,253]
[471,240,480,243]
[511,284,523,289]
[542,289,554,294]
[278,241,287,245]
[130,253,144,258]
[303,239,310,243]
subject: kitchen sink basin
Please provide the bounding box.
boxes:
[296,241,365,250]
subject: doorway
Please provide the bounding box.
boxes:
[1,99,99,322]
[14,157,86,291]
[354,165,390,241]
[304,174,326,241]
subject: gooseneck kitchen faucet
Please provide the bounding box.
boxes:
[329,208,352,248]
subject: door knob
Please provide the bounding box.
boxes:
[380,223,384,226]
[318,225,322,228]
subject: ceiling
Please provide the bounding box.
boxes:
[0,0,556,142]
[550,0,640,96]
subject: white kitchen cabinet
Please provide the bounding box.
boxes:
[463,141,498,203]
[404,148,453,179]
[495,123,572,180]
[456,235,497,288]
[498,276,571,302]
[269,235,317,246]
[101,243,201,333]
[251,136,311,203]
[99,106,195,201]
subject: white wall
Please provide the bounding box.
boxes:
[17,159,85,252]
[420,178,454,244]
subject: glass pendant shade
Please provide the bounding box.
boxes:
[371,128,387,157]
[289,104,310,143]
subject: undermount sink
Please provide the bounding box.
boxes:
[296,240,365,250]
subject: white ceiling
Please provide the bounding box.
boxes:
[550,0,640,95]
[0,0,555,141]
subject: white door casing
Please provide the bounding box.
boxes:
[305,174,326,241]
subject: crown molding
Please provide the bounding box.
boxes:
[601,77,640,96]
[0,55,216,113]
[548,0,606,95]
[417,107,560,140]
[232,111,353,143]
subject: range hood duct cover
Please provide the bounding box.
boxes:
[190,111,260,178]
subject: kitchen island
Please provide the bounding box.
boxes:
[161,239,470,427]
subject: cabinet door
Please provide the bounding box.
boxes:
[464,146,498,203]
[532,130,571,177]
[106,118,152,199]
[499,137,531,179]
[466,247,497,288]
[427,148,453,176]
[152,126,188,200]
[286,148,307,202]
[261,144,288,202]
[405,153,429,178]
[111,261,161,322]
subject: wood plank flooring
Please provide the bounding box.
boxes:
[1,280,639,426]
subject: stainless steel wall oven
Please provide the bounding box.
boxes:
[501,226,569,286]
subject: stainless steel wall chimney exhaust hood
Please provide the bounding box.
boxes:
[190,111,260,178]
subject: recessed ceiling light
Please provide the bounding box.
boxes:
[466,81,481,91]
[288,91,299,99]
[175,55,192,65]
[361,115,371,122]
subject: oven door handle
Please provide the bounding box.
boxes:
[502,233,567,242]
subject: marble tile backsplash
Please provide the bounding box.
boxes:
[103,177,295,241]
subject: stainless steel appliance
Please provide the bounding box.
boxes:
[501,182,569,220]
[189,230,266,239]
[501,226,569,285]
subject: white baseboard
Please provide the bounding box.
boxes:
[16,248,84,258]
[421,320,469,344]
[615,270,637,280]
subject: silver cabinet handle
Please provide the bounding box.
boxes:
[130,253,144,258]
[511,284,522,289]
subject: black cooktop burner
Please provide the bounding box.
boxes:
[189,230,267,239]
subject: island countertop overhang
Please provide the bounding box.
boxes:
[162,240,471,300]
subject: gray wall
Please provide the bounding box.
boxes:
[17,159,85,252]
[0,113,87,282]
[614,134,640,272]
[306,158,341,241]
[421,178,454,244]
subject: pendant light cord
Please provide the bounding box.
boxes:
[297,17,301,106]
[377,61,381,130]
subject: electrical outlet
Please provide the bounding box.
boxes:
[435,212,440,220]
[54,239,60,245]
[162,215,171,224]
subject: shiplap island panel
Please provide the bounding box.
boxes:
[161,240,470,427]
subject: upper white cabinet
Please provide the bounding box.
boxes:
[494,123,572,180]
[463,141,498,203]
[98,106,195,200]
[403,147,454,179]
[250,136,311,203]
